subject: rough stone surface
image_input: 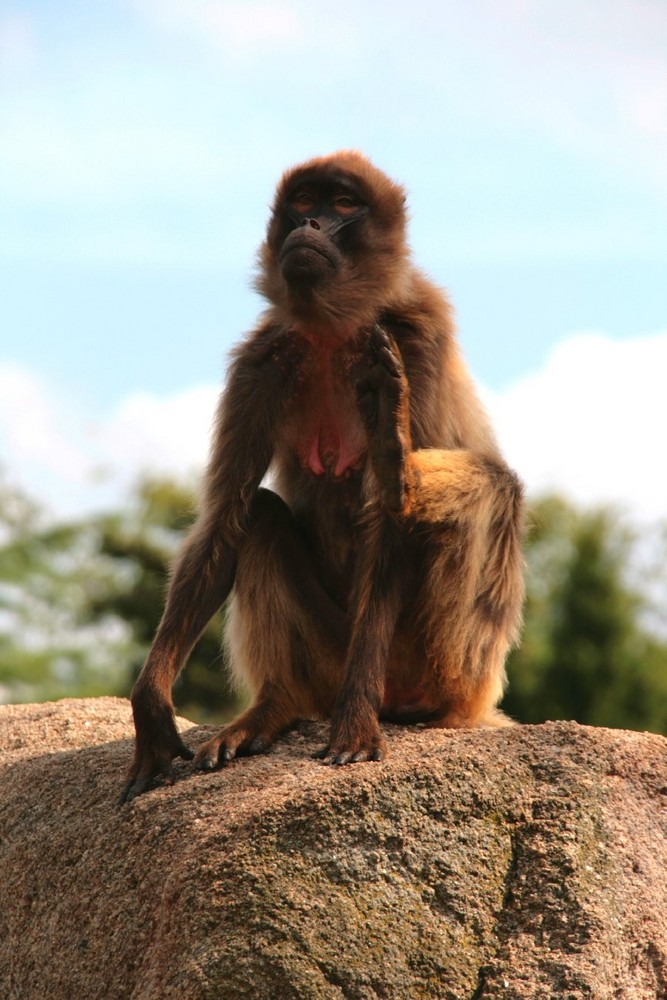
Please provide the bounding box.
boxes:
[1,698,666,999]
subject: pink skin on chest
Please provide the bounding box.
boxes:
[288,334,368,480]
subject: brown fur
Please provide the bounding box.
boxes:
[121,151,525,802]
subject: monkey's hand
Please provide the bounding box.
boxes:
[120,686,194,804]
[356,325,414,513]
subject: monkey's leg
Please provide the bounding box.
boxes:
[359,332,524,728]
[193,489,349,771]
[410,449,525,728]
[120,521,238,802]
[324,337,524,764]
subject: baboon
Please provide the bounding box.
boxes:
[121,150,524,803]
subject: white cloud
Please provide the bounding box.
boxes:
[93,386,218,479]
[485,330,667,522]
[464,1,667,200]
[131,0,305,57]
[0,364,84,480]
[2,330,666,524]
[0,363,218,520]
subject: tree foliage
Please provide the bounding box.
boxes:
[503,496,667,733]
[0,476,134,702]
[0,475,241,722]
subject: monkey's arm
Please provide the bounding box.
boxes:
[315,327,413,763]
[121,327,294,802]
[355,325,417,513]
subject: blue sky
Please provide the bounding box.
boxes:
[1,0,666,521]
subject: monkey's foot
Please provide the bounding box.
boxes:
[313,719,387,766]
[193,727,269,771]
[193,703,288,771]
[120,699,194,804]
[356,325,413,512]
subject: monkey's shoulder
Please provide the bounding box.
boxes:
[234,323,308,369]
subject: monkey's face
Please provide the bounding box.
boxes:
[256,152,409,326]
[277,176,369,290]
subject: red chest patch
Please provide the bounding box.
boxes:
[286,335,368,479]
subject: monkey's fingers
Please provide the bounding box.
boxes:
[357,345,406,426]
[367,324,396,357]
[376,344,404,382]
[364,326,403,372]
[364,325,384,357]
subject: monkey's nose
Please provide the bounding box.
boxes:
[301,218,321,230]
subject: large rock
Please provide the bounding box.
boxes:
[0,698,665,999]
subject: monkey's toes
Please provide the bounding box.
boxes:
[120,763,174,805]
[119,739,193,804]
[193,743,232,771]
[193,730,270,772]
[313,744,385,766]
[119,774,156,805]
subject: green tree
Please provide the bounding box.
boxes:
[0,475,135,701]
[504,497,667,733]
[0,475,241,721]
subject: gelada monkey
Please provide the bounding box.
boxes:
[120,150,524,803]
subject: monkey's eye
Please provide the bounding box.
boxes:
[333,193,362,215]
[289,187,317,213]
